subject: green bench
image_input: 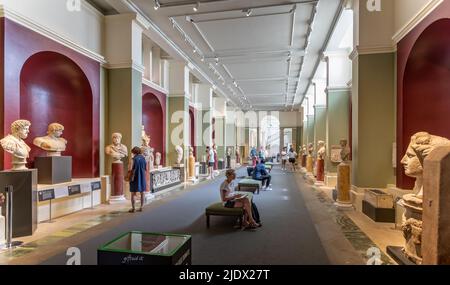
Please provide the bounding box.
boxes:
[238,179,262,194]
[205,193,253,228]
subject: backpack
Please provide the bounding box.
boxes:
[251,202,261,224]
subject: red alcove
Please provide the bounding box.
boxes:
[398,18,450,189]
[189,107,196,157]
[143,92,165,165]
[19,51,94,178]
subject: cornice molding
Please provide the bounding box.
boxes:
[0,4,106,64]
[392,0,443,44]
[314,104,327,109]
[168,91,190,98]
[104,61,145,73]
[349,45,397,60]
[142,78,168,95]
[326,86,351,93]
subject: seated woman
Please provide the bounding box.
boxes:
[252,159,272,191]
[220,169,260,229]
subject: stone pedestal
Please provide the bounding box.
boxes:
[401,199,423,264]
[34,156,72,184]
[110,162,126,203]
[218,159,225,170]
[306,156,314,173]
[0,169,38,238]
[145,164,150,193]
[226,156,231,169]
[188,157,196,180]
[335,163,352,209]
[199,162,207,175]
[316,159,325,182]
[302,154,307,168]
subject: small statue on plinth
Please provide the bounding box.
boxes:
[155,152,162,168]
[315,141,326,183]
[33,123,67,157]
[0,120,32,171]
[105,133,128,202]
[235,148,241,164]
[398,132,450,264]
[175,145,184,165]
[336,139,352,208]
[188,146,196,179]
[340,139,351,163]
[141,133,154,170]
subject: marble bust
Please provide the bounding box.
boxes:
[317,141,326,160]
[401,132,450,203]
[105,133,128,163]
[33,123,67,156]
[175,145,184,165]
[0,120,31,170]
[141,133,154,169]
[340,139,351,163]
[155,152,162,167]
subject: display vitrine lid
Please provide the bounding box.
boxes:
[98,231,191,256]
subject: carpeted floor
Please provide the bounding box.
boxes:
[41,167,330,265]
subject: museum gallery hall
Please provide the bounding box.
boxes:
[0,0,449,266]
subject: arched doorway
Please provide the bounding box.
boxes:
[20,51,95,178]
[398,19,450,189]
[143,92,165,165]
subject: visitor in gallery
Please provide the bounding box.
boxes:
[258,146,266,161]
[288,148,297,172]
[220,169,260,229]
[281,147,288,170]
[206,146,215,179]
[250,146,257,166]
[128,146,147,213]
[252,159,272,191]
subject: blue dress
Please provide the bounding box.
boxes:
[130,154,147,193]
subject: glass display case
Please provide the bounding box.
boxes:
[97,231,191,265]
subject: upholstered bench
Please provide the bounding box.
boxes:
[205,202,244,228]
[238,179,262,194]
[265,164,273,172]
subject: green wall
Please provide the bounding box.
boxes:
[352,52,396,188]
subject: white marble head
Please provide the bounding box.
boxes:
[11,120,31,140]
[47,123,64,138]
[112,133,122,145]
[175,145,184,164]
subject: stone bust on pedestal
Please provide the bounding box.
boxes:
[155,152,162,168]
[175,145,184,165]
[105,133,128,163]
[340,139,351,163]
[0,120,32,171]
[33,123,67,157]
[141,133,154,170]
[400,132,450,264]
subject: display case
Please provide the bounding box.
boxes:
[98,231,192,265]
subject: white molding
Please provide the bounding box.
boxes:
[392,0,444,44]
[0,4,106,64]
[168,91,190,98]
[314,104,327,109]
[323,49,351,58]
[105,61,145,73]
[349,45,397,60]
[326,86,351,93]
[142,78,169,95]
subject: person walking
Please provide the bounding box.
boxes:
[288,148,297,172]
[128,147,147,212]
[281,147,288,170]
[206,146,215,179]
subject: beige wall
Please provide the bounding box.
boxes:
[394,0,441,36]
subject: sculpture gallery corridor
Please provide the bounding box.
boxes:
[1,0,450,275]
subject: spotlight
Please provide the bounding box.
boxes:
[201,57,205,62]
[193,48,197,53]
[243,8,253,17]
[215,57,219,65]
[154,0,161,10]
[193,1,200,12]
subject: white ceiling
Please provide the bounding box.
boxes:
[104,0,343,111]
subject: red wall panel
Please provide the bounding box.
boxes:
[142,85,167,165]
[397,2,450,189]
[1,18,100,177]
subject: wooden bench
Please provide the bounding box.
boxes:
[205,192,253,228]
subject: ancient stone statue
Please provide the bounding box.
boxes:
[400,132,450,264]
[0,120,32,170]
[175,145,184,165]
[340,139,351,163]
[33,123,67,157]
[141,132,154,170]
[308,143,314,156]
[155,152,162,167]
[105,133,128,163]
[317,141,326,160]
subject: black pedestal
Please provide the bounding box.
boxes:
[200,162,207,175]
[35,156,72,184]
[218,159,225,170]
[226,156,231,169]
[387,246,417,265]
[362,200,395,223]
[0,169,38,238]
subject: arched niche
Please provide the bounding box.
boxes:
[143,92,165,165]
[399,19,450,189]
[20,51,95,178]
